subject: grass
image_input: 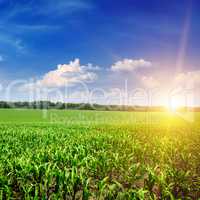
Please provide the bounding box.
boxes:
[0,109,199,199]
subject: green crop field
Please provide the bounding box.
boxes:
[0,109,199,199]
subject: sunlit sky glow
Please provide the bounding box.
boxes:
[0,0,200,106]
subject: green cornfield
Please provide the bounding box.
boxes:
[0,109,199,199]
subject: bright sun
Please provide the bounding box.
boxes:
[165,97,185,111]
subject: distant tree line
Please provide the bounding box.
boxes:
[0,101,199,112]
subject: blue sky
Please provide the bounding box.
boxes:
[0,0,200,106]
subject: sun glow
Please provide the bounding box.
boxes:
[165,97,186,112]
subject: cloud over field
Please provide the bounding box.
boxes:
[141,76,160,88]
[174,70,200,89]
[111,58,152,72]
[22,58,98,89]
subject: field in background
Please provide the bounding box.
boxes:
[0,109,199,199]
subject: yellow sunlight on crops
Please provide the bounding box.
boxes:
[165,96,186,112]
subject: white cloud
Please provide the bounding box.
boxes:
[141,76,160,88]
[174,70,200,89]
[111,58,152,72]
[141,70,200,90]
[23,58,98,89]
